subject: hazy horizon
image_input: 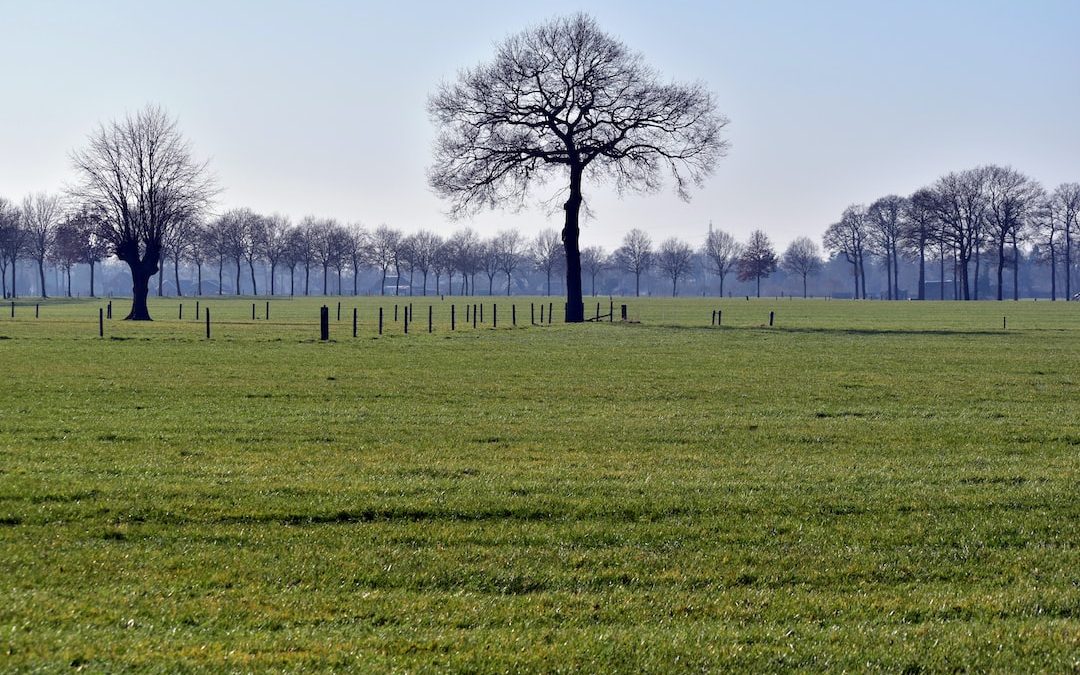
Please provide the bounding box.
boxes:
[2,0,1078,250]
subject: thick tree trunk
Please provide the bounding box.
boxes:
[218,260,223,295]
[380,268,387,295]
[719,273,725,298]
[304,265,310,295]
[506,272,511,296]
[270,263,277,296]
[802,273,807,298]
[756,274,761,298]
[157,265,164,297]
[124,260,155,321]
[174,255,183,297]
[250,261,258,296]
[635,271,641,297]
[562,165,585,323]
[235,259,242,295]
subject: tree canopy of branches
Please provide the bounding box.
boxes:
[737,229,777,298]
[824,206,868,299]
[866,195,904,300]
[69,105,215,319]
[531,228,564,296]
[428,13,728,322]
[579,245,607,297]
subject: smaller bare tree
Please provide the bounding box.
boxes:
[656,238,695,297]
[781,236,822,298]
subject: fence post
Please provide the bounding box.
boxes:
[394,304,398,322]
[179,303,183,320]
[266,301,270,321]
[540,304,545,324]
[480,304,484,323]
[493,304,497,328]
[472,304,477,329]
[712,310,716,326]
[107,301,112,320]
[512,304,516,327]
[35,303,39,318]
[609,300,613,323]
[379,307,384,335]
[718,309,722,326]
[621,304,627,321]
[596,303,600,321]
[10,301,13,318]
[428,305,433,333]
[205,308,211,339]
[1003,316,1007,330]
[195,300,199,319]
[99,307,103,337]
[769,311,774,327]
[320,306,329,341]
[353,307,358,337]
[548,302,553,324]
[252,303,256,320]
[531,303,535,325]
[451,305,456,331]
[337,302,341,322]
[404,306,409,334]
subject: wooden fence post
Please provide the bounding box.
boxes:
[451,305,456,331]
[493,304,497,328]
[512,304,516,327]
[99,307,103,337]
[769,311,774,326]
[179,303,183,320]
[379,307,384,335]
[428,305,433,333]
[266,301,270,320]
[353,307,358,337]
[531,303,535,325]
[337,302,341,322]
[621,304,627,321]
[195,300,199,319]
[252,303,256,320]
[320,306,329,341]
[548,302,553,324]
[472,304,477,329]
[205,308,211,339]
[540,304,545,324]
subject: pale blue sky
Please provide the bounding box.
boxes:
[1,0,1077,250]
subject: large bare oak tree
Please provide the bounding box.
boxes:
[428,13,728,322]
[70,106,215,320]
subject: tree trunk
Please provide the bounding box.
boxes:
[157,265,164,297]
[756,274,761,298]
[250,260,258,296]
[488,275,494,296]
[802,273,807,298]
[235,259,242,295]
[174,254,183,297]
[635,271,640,297]
[125,260,155,321]
[304,265,310,295]
[37,258,47,298]
[546,269,552,296]
[939,247,945,300]
[506,272,511,296]
[66,266,71,297]
[197,263,203,296]
[89,261,96,298]
[671,277,677,297]
[270,263,277,296]
[1049,244,1057,301]
[218,260,223,295]
[917,245,925,300]
[719,273,725,298]
[380,267,387,295]
[562,164,585,322]
[996,241,1006,301]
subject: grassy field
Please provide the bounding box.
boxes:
[1,295,1078,671]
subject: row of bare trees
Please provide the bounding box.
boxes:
[825,166,1080,301]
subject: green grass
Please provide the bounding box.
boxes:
[1,296,1078,671]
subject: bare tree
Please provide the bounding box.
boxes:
[479,240,501,295]
[69,105,215,319]
[615,228,654,297]
[737,230,778,298]
[447,228,482,295]
[294,218,318,295]
[310,219,345,295]
[900,189,937,300]
[342,223,368,296]
[824,205,868,299]
[928,168,989,301]
[781,236,822,298]
[655,238,695,296]
[984,166,1043,301]
[866,195,904,300]
[1048,183,1080,300]
[702,226,741,297]
[429,13,728,322]
[50,217,84,297]
[162,217,197,296]
[408,230,441,296]
[262,214,291,296]
[579,245,607,297]
[0,197,24,297]
[531,228,564,296]
[493,230,524,295]
[22,193,63,298]
[185,221,211,296]
[368,225,401,296]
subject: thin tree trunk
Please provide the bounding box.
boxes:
[38,258,47,298]
[918,244,925,300]
[89,261,96,298]
[175,254,183,297]
[250,260,258,296]
[197,263,203,296]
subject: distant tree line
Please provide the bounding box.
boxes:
[3,167,1077,302]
